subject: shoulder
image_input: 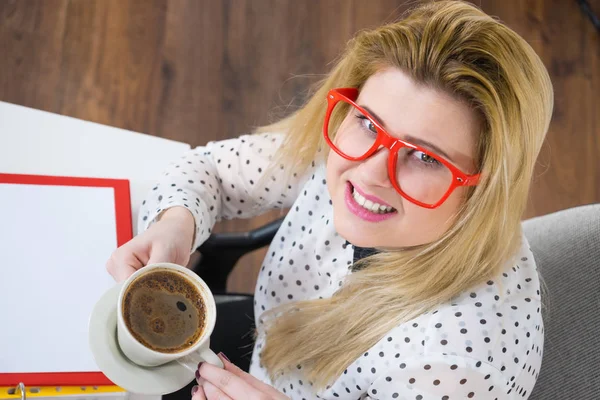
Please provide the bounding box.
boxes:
[420,232,542,358]
[318,234,543,399]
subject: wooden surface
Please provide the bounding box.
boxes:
[1,0,598,293]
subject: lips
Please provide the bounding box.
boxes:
[344,182,397,222]
[351,186,395,213]
[351,182,394,207]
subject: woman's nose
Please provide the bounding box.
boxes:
[356,146,393,188]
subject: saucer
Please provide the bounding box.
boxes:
[89,284,196,395]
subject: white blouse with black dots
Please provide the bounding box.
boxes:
[139,132,544,400]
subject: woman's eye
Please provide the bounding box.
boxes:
[415,151,439,164]
[360,116,377,133]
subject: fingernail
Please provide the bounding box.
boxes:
[218,352,230,362]
[191,385,199,396]
[197,361,204,370]
[195,370,200,380]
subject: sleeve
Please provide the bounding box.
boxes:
[137,132,312,251]
[364,354,510,400]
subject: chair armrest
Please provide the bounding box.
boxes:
[190,216,285,293]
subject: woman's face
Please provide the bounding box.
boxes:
[326,68,480,249]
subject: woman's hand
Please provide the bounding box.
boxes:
[106,207,196,282]
[192,353,289,400]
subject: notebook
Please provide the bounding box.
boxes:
[0,173,132,387]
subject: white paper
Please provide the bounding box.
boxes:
[0,183,119,373]
[0,101,191,235]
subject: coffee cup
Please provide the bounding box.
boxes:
[116,262,223,370]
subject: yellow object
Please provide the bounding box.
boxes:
[0,386,126,400]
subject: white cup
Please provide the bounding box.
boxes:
[116,262,223,370]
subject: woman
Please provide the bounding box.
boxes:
[107,1,553,399]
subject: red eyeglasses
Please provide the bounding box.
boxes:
[323,88,480,209]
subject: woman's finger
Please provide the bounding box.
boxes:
[198,362,261,399]
[105,251,139,282]
[191,385,207,400]
[218,354,285,398]
[201,381,233,400]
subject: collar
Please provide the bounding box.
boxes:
[348,241,380,271]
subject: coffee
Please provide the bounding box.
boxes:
[122,268,206,354]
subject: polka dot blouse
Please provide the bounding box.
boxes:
[139,132,544,400]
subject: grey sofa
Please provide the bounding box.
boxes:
[523,203,600,398]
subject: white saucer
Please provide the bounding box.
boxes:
[89,284,196,395]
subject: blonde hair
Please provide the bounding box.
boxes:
[257,0,553,389]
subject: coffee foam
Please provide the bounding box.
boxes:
[122,269,207,353]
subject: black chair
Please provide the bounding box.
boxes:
[191,215,286,371]
[163,217,285,400]
[192,216,286,295]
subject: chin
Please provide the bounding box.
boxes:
[333,207,437,249]
[332,210,384,248]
